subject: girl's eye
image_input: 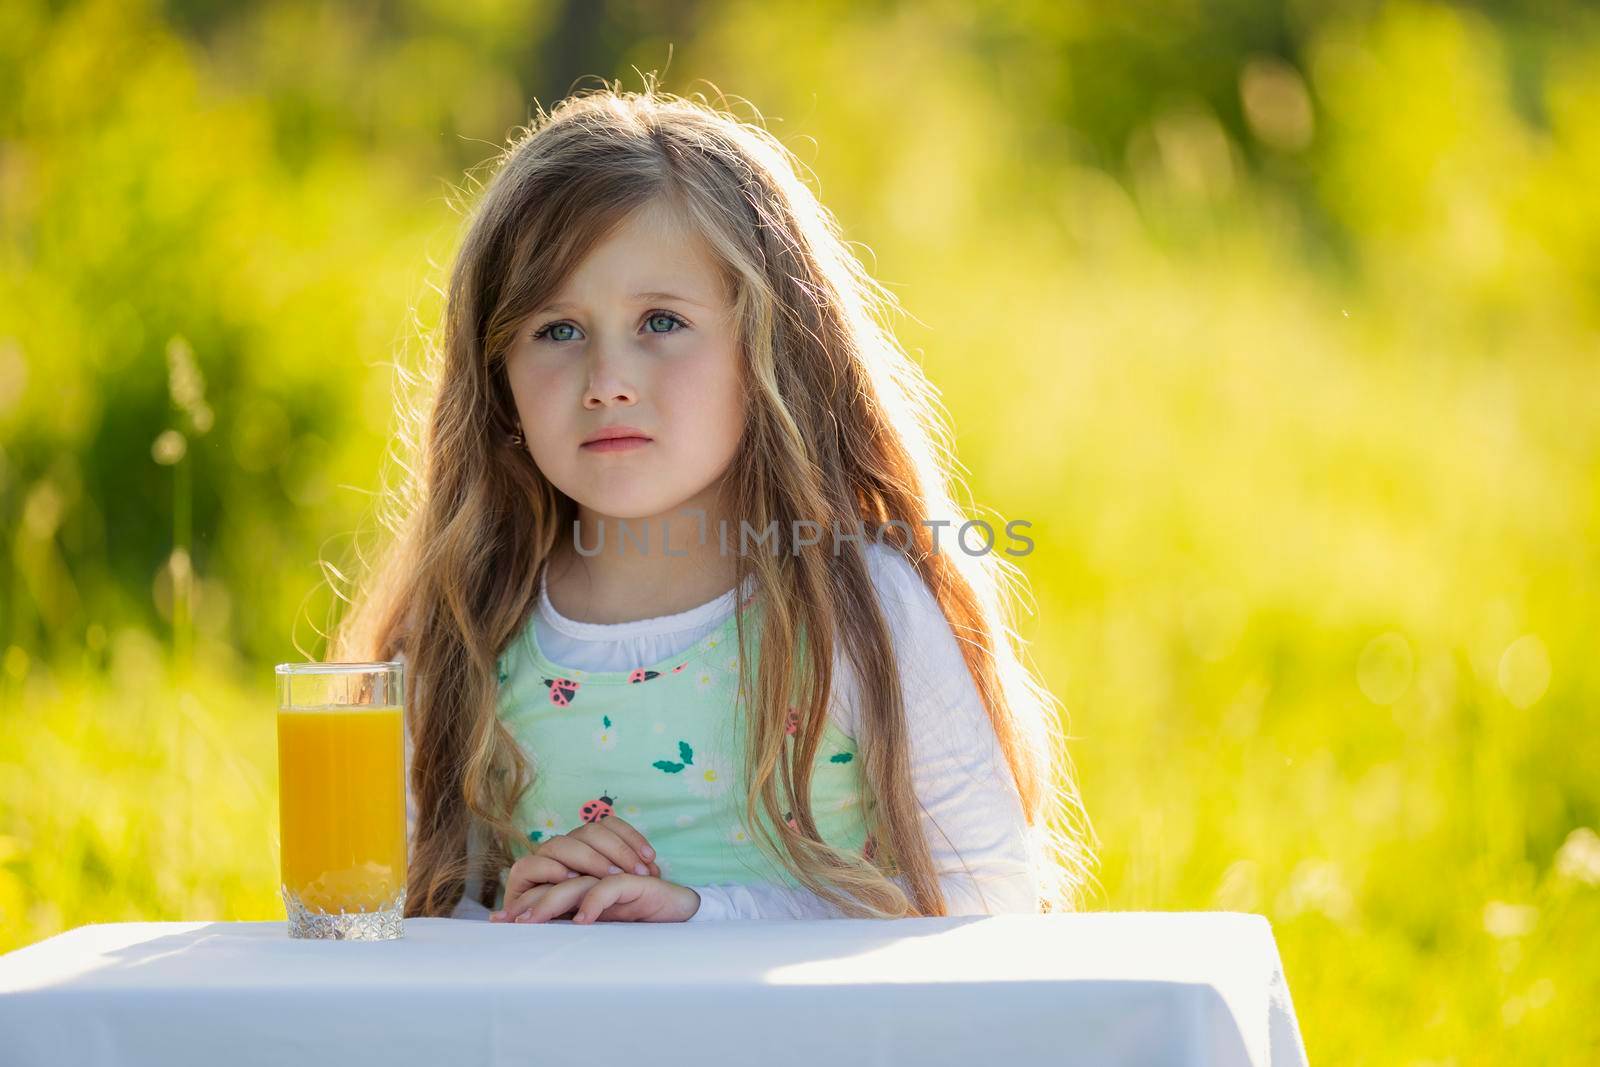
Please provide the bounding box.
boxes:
[530,310,688,344]
[645,311,688,334]
[532,322,579,343]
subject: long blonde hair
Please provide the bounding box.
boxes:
[331,80,1098,918]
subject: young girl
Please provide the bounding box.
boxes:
[332,83,1096,923]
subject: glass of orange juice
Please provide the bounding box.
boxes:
[275,661,407,940]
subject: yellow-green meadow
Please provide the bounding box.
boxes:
[3,2,1597,1062]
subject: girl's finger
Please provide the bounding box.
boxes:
[587,815,659,868]
[571,873,651,923]
[520,875,601,924]
[502,853,583,904]
[570,819,658,878]
[499,877,592,923]
[499,882,556,924]
[534,834,620,881]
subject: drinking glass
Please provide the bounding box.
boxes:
[275,661,407,940]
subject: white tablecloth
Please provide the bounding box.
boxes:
[0,911,1309,1066]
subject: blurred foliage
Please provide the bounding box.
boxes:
[4,0,1600,1062]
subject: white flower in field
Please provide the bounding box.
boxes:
[1483,900,1538,939]
[686,748,731,799]
[1275,858,1354,923]
[1553,827,1600,886]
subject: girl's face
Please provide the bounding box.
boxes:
[504,199,745,523]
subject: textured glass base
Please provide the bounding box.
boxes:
[282,884,406,940]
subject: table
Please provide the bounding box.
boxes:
[0,911,1310,1066]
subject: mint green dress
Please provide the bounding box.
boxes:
[488,587,874,908]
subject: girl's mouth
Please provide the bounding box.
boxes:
[581,436,652,453]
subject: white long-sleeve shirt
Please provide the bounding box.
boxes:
[405,541,1038,920]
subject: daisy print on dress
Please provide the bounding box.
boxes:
[649,740,731,799]
[594,714,618,752]
[543,677,580,707]
[526,808,563,845]
[687,748,731,799]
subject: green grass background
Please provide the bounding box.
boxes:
[3,2,1598,1062]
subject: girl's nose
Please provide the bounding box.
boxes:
[582,337,643,409]
[582,348,639,408]
[584,384,636,408]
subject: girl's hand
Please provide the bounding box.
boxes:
[496,873,701,924]
[489,815,660,921]
[504,815,660,888]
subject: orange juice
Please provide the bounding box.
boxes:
[276,704,407,913]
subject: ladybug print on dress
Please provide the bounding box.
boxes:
[783,810,798,831]
[580,793,615,823]
[671,663,687,674]
[628,668,661,684]
[784,707,799,736]
[544,677,580,707]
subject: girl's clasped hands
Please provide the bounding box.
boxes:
[489,815,701,925]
